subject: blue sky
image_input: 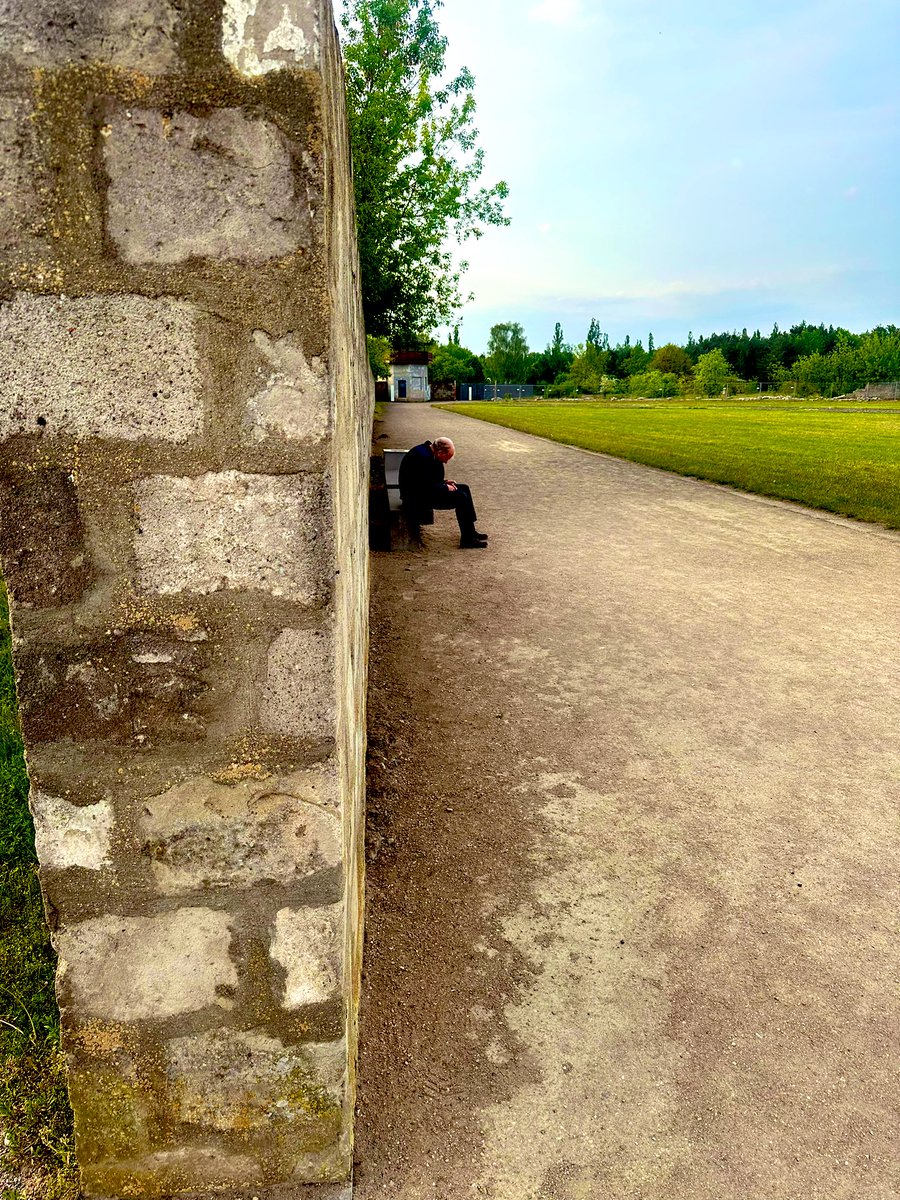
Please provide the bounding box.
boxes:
[434,0,900,354]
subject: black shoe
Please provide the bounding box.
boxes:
[459,537,488,549]
[472,529,488,541]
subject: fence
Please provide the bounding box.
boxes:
[857,381,900,400]
[455,383,539,401]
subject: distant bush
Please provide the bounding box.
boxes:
[595,375,625,396]
[682,374,755,397]
[627,370,680,398]
[546,378,580,398]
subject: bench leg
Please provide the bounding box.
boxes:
[393,511,424,550]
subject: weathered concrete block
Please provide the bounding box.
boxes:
[0,0,179,71]
[166,1028,344,1136]
[0,469,94,608]
[271,902,343,1009]
[30,793,113,872]
[16,634,208,745]
[104,108,314,265]
[222,0,321,75]
[139,770,342,894]
[68,1066,158,1164]
[261,628,336,738]
[245,330,330,442]
[0,98,42,257]
[55,908,237,1021]
[0,0,369,1190]
[0,295,203,442]
[83,1147,258,1200]
[134,471,326,600]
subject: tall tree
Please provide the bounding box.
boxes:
[694,348,730,395]
[553,324,573,370]
[619,340,649,377]
[650,343,693,377]
[485,322,529,383]
[342,0,509,344]
[567,345,608,394]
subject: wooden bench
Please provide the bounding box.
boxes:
[383,448,406,515]
[369,449,422,550]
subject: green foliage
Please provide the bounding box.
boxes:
[694,348,731,395]
[0,869,76,1184]
[342,0,508,342]
[650,343,693,377]
[475,319,898,396]
[553,322,572,357]
[366,334,392,380]
[526,323,574,384]
[781,352,836,396]
[854,328,900,381]
[485,322,529,383]
[683,321,861,381]
[0,596,32,869]
[545,377,580,398]
[565,343,608,394]
[0,582,77,1199]
[486,317,900,395]
[600,374,626,395]
[429,340,482,383]
[534,320,608,393]
[439,399,900,528]
[618,340,650,377]
[586,319,607,350]
[627,370,680,398]
[549,321,578,376]
[784,328,900,396]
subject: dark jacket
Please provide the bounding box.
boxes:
[398,441,443,525]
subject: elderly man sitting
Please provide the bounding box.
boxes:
[398,437,488,549]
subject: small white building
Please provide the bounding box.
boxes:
[389,352,432,402]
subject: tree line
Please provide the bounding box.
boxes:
[341,3,897,400]
[414,320,900,398]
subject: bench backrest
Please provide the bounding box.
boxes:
[384,448,407,511]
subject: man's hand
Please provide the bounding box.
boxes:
[445,481,457,492]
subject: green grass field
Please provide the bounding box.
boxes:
[438,400,900,528]
[0,581,77,1200]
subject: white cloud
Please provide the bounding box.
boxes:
[529,0,585,27]
[463,262,849,313]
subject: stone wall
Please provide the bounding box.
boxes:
[0,1,371,1196]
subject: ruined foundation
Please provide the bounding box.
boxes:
[0,0,371,1194]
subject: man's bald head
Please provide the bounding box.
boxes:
[433,437,455,463]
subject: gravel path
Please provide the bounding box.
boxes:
[355,402,900,1200]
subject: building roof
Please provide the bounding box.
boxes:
[389,350,434,365]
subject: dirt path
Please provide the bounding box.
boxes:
[355,403,900,1200]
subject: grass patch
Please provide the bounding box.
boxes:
[439,399,900,528]
[0,580,78,1200]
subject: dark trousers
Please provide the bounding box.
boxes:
[431,483,477,535]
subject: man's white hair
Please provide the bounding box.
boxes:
[433,437,455,453]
